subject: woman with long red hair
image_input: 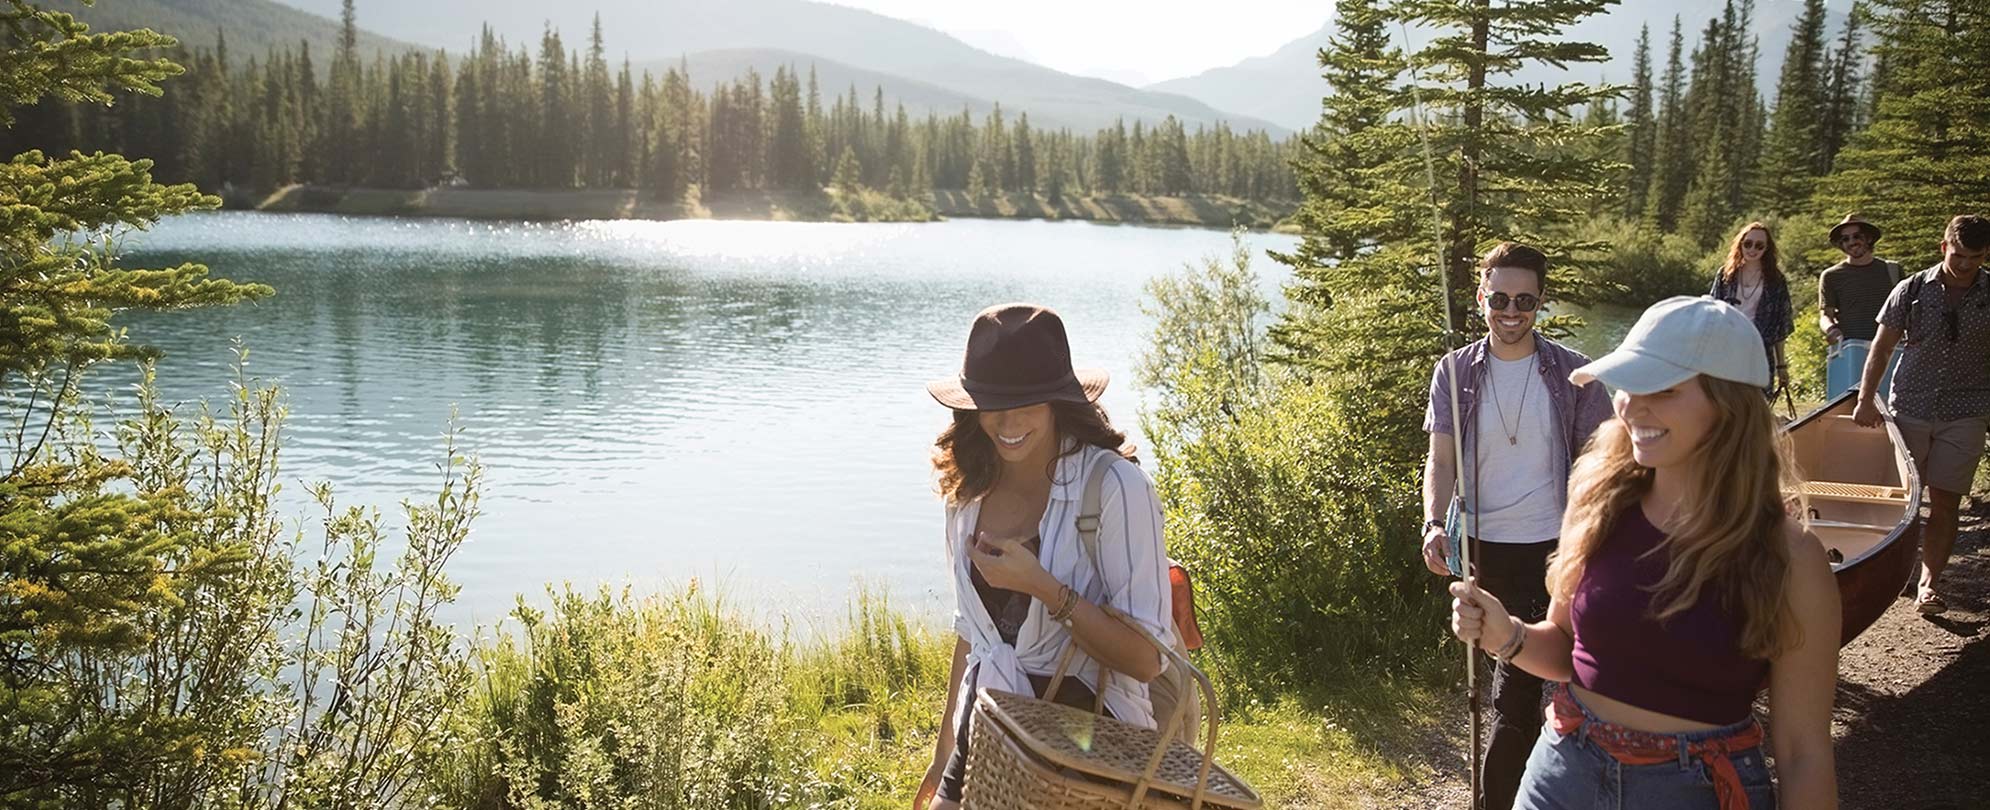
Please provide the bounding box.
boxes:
[1709,222,1794,396]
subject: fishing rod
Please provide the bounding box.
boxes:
[1398,19,1484,810]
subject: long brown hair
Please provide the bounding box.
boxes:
[1546,376,1802,658]
[1719,221,1784,287]
[933,400,1136,506]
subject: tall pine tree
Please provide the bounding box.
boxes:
[1756,0,1830,216]
[1817,0,1990,262]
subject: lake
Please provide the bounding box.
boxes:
[105,213,1640,632]
[105,213,1308,631]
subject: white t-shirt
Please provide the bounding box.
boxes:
[1465,353,1565,543]
[1735,275,1765,320]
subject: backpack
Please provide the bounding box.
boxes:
[1074,457,1205,745]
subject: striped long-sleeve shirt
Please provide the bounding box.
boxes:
[943,439,1173,729]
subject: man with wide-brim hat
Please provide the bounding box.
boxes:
[1819,213,1904,398]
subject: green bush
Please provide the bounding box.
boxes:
[438,585,951,810]
[828,187,936,223]
[1140,238,1449,704]
[1577,215,1711,306]
[2,359,478,810]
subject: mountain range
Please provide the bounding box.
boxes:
[263,0,1289,134]
[55,0,1858,136]
[1152,0,1860,131]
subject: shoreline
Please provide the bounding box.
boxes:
[248,184,1300,233]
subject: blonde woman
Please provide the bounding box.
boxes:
[1451,297,1839,809]
[914,303,1173,810]
[1708,222,1794,395]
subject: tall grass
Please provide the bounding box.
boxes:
[434,585,951,809]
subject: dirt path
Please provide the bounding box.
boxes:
[1385,507,1990,810]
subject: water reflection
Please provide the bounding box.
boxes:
[105,213,1300,630]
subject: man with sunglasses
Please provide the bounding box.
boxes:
[1422,242,1610,810]
[1819,214,1903,398]
[1855,214,1990,616]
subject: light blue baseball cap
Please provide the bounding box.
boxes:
[1570,296,1770,394]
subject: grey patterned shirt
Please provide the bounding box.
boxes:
[1878,264,1990,422]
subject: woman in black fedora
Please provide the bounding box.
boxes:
[914,303,1175,810]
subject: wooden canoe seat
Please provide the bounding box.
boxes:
[1791,481,1908,504]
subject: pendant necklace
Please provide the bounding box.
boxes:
[1487,354,1535,446]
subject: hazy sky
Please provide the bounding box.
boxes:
[822,1,1333,86]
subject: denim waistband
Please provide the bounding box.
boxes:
[1555,682,1760,764]
[1553,683,1764,810]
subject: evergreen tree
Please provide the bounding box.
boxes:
[1757,0,1829,217]
[1644,16,1692,231]
[1282,0,1399,263]
[767,65,811,189]
[1817,0,1990,260]
[537,25,571,187]
[0,3,272,799]
[584,15,613,186]
[1013,112,1036,194]
[1624,25,1658,218]
[322,0,360,183]
[1398,0,1621,327]
[1816,6,1868,174]
[830,144,863,191]
[1273,0,1618,390]
[1678,3,1757,246]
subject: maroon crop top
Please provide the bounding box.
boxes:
[1568,504,1770,725]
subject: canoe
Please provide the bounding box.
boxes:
[1783,389,1921,645]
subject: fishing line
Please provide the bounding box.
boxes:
[1399,17,1485,809]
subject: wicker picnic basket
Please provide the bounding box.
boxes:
[960,621,1262,810]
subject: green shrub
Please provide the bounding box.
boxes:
[1577,215,1710,306]
[2,359,478,810]
[439,585,951,810]
[1140,237,1449,705]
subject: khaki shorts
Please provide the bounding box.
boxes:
[1895,414,1989,494]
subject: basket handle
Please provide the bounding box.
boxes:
[1043,610,1222,810]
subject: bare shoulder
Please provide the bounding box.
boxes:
[1782,519,1832,571]
[1782,518,1840,604]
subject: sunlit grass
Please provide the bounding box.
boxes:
[438,581,1457,809]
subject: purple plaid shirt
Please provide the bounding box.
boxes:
[1423,334,1613,506]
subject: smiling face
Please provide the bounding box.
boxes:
[977,402,1057,466]
[1739,227,1769,264]
[1479,265,1542,346]
[1837,228,1873,262]
[1614,377,1717,472]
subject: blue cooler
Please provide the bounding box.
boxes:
[1826,339,1900,400]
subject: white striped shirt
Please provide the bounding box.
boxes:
[944,440,1174,728]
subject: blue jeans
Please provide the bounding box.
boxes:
[1514,695,1776,809]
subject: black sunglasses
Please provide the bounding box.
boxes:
[1484,292,1540,313]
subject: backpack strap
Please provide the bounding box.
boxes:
[1905,270,1927,342]
[1076,454,1115,581]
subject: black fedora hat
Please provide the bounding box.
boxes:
[1829,212,1883,245]
[927,303,1108,411]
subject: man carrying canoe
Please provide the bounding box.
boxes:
[1421,242,1611,810]
[1854,214,1990,615]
